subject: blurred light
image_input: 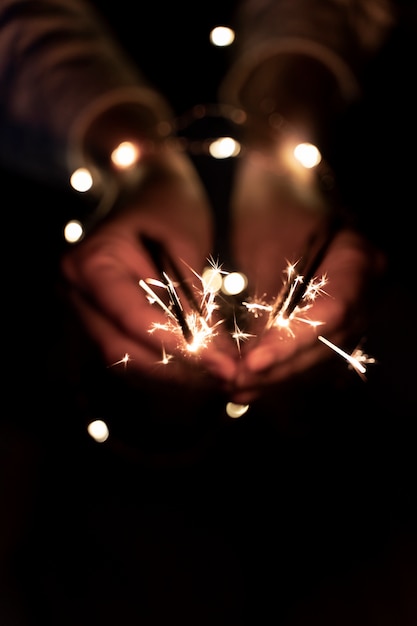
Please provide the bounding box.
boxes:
[222,272,247,295]
[226,402,250,418]
[87,419,109,443]
[208,136,241,159]
[293,142,322,168]
[210,26,235,47]
[201,266,223,293]
[111,140,140,169]
[64,219,84,243]
[70,167,93,192]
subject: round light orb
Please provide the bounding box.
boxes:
[222,272,247,295]
[210,26,235,47]
[70,167,93,192]
[87,419,109,443]
[64,219,84,243]
[226,402,250,418]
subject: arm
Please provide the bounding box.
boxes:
[220,0,397,404]
[0,0,173,184]
[0,0,238,410]
[220,0,397,149]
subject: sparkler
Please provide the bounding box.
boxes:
[138,236,225,353]
[266,212,339,329]
[318,335,376,381]
[139,245,376,375]
[135,227,375,422]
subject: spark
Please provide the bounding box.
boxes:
[139,279,178,322]
[139,266,224,354]
[241,298,271,317]
[183,310,223,353]
[318,335,374,380]
[109,352,130,368]
[303,273,329,302]
[242,261,328,337]
[158,345,174,365]
[206,254,230,276]
[266,261,329,329]
[231,315,256,354]
[139,253,376,383]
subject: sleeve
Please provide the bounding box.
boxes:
[0,0,174,185]
[220,0,398,147]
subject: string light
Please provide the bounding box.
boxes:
[64,104,375,428]
[110,140,141,169]
[64,219,84,243]
[209,26,235,47]
[70,167,93,192]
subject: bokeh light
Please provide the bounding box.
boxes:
[222,272,247,295]
[87,419,110,443]
[293,142,322,168]
[210,26,235,47]
[226,402,250,418]
[64,219,84,243]
[110,140,141,169]
[208,136,240,159]
[70,167,93,192]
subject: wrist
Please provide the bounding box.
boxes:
[66,88,176,224]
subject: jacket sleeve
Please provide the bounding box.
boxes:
[0,0,173,184]
[220,0,397,146]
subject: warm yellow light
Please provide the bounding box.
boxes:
[222,272,247,295]
[226,402,250,418]
[64,220,84,243]
[208,136,240,159]
[70,167,93,192]
[87,419,109,443]
[111,141,140,169]
[210,26,235,47]
[201,266,223,293]
[293,142,322,168]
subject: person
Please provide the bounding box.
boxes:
[0,0,394,408]
[0,1,416,624]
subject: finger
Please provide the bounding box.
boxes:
[67,285,169,368]
[67,285,237,392]
[64,245,187,355]
[195,339,239,384]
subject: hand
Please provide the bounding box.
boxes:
[227,152,386,405]
[60,147,238,408]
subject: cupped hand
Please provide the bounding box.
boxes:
[227,152,386,405]
[60,147,238,399]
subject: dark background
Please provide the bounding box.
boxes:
[1,2,417,624]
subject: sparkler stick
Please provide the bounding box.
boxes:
[267,215,340,328]
[141,235,202,315]
[318,335,366,374]
[140,235,203,344]
[161,270,193,343]
[139,278,179,322]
